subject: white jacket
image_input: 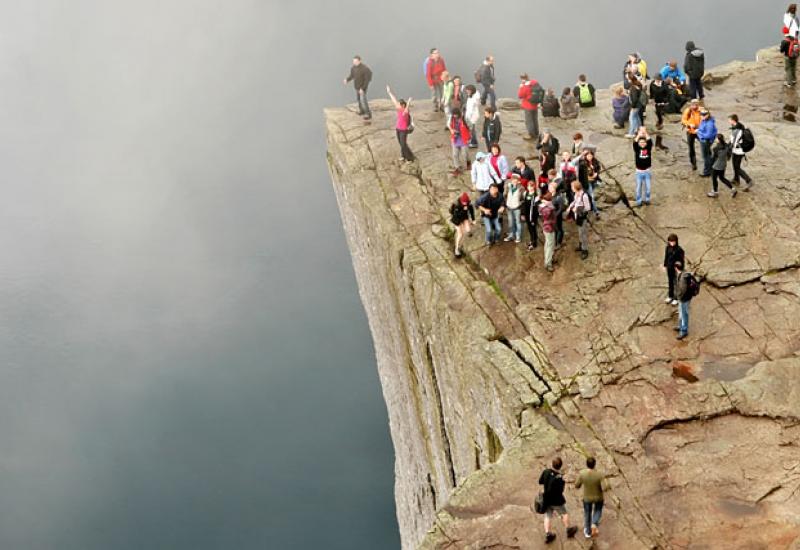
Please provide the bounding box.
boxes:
[471,160,501,191]
[785,12,800,37]
[465,94,481,125]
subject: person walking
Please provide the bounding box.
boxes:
[674,261,696,340]
[575,457,605,539]
[387,86,415,162]
[632,128,653,207]
[663,233,685,306]
[573,74,596,108]
[729,114,754,190]
[781,32,799,87]
[519,73,544,140]
[681,99,702,170]
[425,48,447,111]
[478,55,496,110]
[504,175,525,243]
[539,192,557,271]
[471,152,502,193]
[684,41,706,100]
[697,108,718,177]
[567,179,591,260]
[482,107,502,151]
[707,134,736,198]
[464,85,481,148]
[343,55,372,121]
[449,108,472,176]
[477,183,505,246]
[539,457,578,543]
[560,87,580,120]
[449,192,475,258]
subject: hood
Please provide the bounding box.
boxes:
[475,152,487,161]
[690,48,704,57]
[685,41,695,51]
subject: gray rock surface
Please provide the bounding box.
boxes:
[326,47,800,549]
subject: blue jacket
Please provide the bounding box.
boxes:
[697,116,718,142]
[659,64,685,83]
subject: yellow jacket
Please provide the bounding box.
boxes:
[682,107,702,134]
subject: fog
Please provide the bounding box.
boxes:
[0,1,774,549]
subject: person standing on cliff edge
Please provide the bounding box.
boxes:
[684,40,706,100]
[343,55,372,121]
[424,48,447,112]
[386,86,415,163]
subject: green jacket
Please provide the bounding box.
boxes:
[575,468,605,503]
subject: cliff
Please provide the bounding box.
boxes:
[325,47,800,549]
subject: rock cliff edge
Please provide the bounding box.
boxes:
[326,48,800,549]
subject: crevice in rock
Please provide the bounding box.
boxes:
[495,336,554,394]
[426,340,457,489]
[427,473,438,510]
[484,423,504,464]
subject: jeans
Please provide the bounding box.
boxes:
[583,501,604,535]
[586,181,600,214]
[482,216,501,243]
[712,169,733,192]
[524,108,539,138]
[655,102,665,126]
[481,84,496,110]
[689,77,704,99]
[678,300,689,336]
[451,144,469,169]
[635,169,651,204]
[396,129,414,161]
[431,83,444,110]
[732,154,751,184]
[700,140,713,175]
[786,57,797,85]
[507,208,522,240]
[687,132,698,168]
[356,89,371,117]
[628,108,641,135]
[544,231,555,268]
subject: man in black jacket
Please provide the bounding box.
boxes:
[482,107,502,151]
[539,457,578,544]
[478,55,496,110]
[343,55,373,120]
[663,233,685,305]
[684,41,705,100]
[649,74,670,129]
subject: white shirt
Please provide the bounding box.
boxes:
[786,12,800,37]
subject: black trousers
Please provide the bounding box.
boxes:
[396,129,414,161]
[689,77,704,99]
[686,132,697,167]
[655,103,665,126]
[732,154,752,184]
[526,217,538,246]
[712,169,733,192]
[555,216,564,245]
[667,269,677,300]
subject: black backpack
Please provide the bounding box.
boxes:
[740,127,755,153]
[531,83,545,105]
[686,273,700,298]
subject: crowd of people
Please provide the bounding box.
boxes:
[339,7,797,544]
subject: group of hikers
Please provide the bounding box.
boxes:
[339,7,798,543]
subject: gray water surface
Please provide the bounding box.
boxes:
[0,2,775,549]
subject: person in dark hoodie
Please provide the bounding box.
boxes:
[684,41,706,100]
[663,234,685,306]
[649,73,670,129]
[482,107,502,151]
[707,134,736,199]
[478,55,497,110]
[343,55,373,121]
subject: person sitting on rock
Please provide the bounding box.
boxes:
[611,87,630,129]
[659,60,685,86]
[482,107,502,151]
[539,457,578,543]
[448,108,471,176]
[573,74,596,108]
[663,233,685,306]
[476,183,505,246]
[471,151,502,193]
[571,132,585,156]
[449,192,475,258]
[542,88,560,118]
[664,77,689,114]
[559,87,579,120]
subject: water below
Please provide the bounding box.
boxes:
[0,2,776,548]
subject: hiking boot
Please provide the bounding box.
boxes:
[706,191,718,198]
[581,250,589,260]
[731,188,738,198]
[744,180,753,191]
[691,163,697,171]
[624,133,635,138]
[676,333,687,341]
[545,532,556,544]
[644,200,651,206]
[567,526,578,538]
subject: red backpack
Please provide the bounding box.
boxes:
[788,37,800,59]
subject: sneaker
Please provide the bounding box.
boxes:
[454,251,462,258]
[634,202,643,208]
[644,200,651,206]
[515,238,522,243]
[731,188,738,198]
[584,529,592,539]
[664,297,672,304]
[523,134,534,141]
[566,526,578,538]
[743,180,753,191]
[676,333,687,340]
[504,235,513,242]
[706,191,718,198]
[545,532,556,544]
[624,133,635,138]
[527,243,534,251]
[671,299,679,306]
[485,241,492,247]
[546,265,554,272]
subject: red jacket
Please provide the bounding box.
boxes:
[518,80,540,111]
[426,57,447,87]
[449,117,471,144]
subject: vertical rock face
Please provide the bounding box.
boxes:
[327,48,800,549]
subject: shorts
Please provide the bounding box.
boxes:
[545,505,568,518]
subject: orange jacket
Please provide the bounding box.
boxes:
[682,107,702,134]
